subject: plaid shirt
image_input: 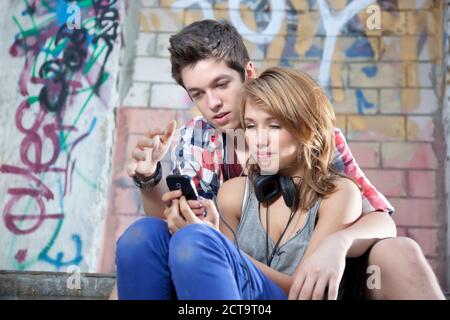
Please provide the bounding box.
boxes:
[171,116,394,214]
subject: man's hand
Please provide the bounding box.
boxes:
[288,232,351,300]
[127,120,177,178]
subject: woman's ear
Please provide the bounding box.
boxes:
[245,61,256,79]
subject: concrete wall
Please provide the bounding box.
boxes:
[100,0,449,290]
[0,0,122,272]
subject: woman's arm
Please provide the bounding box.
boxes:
[301,177,362,261]
[289,177,362,300]
[336,211,397,258]
[216,177,246,240]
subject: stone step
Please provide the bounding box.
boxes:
[0,270,115,300]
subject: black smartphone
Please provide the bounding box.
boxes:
[165,174,199,200]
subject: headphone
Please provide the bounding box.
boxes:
[253,174,299,209]
[253,173,302,267]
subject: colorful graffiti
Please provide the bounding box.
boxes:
[140,0,440,115]
[0,0,120,271]
[168,0,376,111]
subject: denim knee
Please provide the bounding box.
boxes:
[168,224,222,270]
[116,217,169,265]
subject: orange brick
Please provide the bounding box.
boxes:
[406,11,436,35]
[381,142,438,169]
[348,63,406,88]
[347,116,406,141]
[379,89,438,114]
[406,116,435,142]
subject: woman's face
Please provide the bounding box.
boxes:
[243,99,299,175]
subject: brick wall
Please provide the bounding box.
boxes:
[101,0,448,289]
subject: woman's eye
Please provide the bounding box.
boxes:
[269,125,281,129]
[244,124,255,129]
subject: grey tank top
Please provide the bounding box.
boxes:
[235,177,321,276]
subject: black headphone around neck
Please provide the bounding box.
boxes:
[253,173,302,267]
[253,174,300,210]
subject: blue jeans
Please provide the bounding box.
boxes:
[115,217,287,300]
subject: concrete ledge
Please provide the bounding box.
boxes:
[0,270,115,300]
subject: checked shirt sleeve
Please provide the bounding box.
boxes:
[332,128,395,215]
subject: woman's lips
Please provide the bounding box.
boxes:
[256,152,273,159]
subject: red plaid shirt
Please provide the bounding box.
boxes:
[171,116,394,214]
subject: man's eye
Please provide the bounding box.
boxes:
[191,92,203,99]
[217,82,229,88]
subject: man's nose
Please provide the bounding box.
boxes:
[206,91,221,111]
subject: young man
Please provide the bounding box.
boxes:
[116,20,444,299]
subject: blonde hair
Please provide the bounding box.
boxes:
[241,67,342,211]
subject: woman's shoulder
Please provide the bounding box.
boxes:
[218,176,247,199]
[318,175,362,219]
[332,176,360,194]
[217,177,247,214]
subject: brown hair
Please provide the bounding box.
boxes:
[241,67,351,211]
[168,19,250,87]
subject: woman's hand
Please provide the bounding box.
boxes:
[162,189,220,234]
[288,232,351,300]
[179,196,220,230]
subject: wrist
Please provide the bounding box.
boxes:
[330,230,353,253]
[133,162,162,189]
[137,163,158,179]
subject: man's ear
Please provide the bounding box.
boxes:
[245,61,256,79]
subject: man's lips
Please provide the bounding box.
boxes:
[213,112,231,126]
[214,112,229,119]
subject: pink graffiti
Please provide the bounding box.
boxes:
[1,99,85,235]
[15,249,28,263]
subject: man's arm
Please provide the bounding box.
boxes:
[130,118,218,218]
[332,128,397,255]
[333,128,394,215]
[139,180,169,219]
[127,121,177,218]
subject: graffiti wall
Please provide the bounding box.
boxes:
[0,0,122,272]
[105,0,447,287]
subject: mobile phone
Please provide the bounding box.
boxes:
[165,174,198,200]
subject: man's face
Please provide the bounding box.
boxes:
[181,58,246,132]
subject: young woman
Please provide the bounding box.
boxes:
[115,67,362,300]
